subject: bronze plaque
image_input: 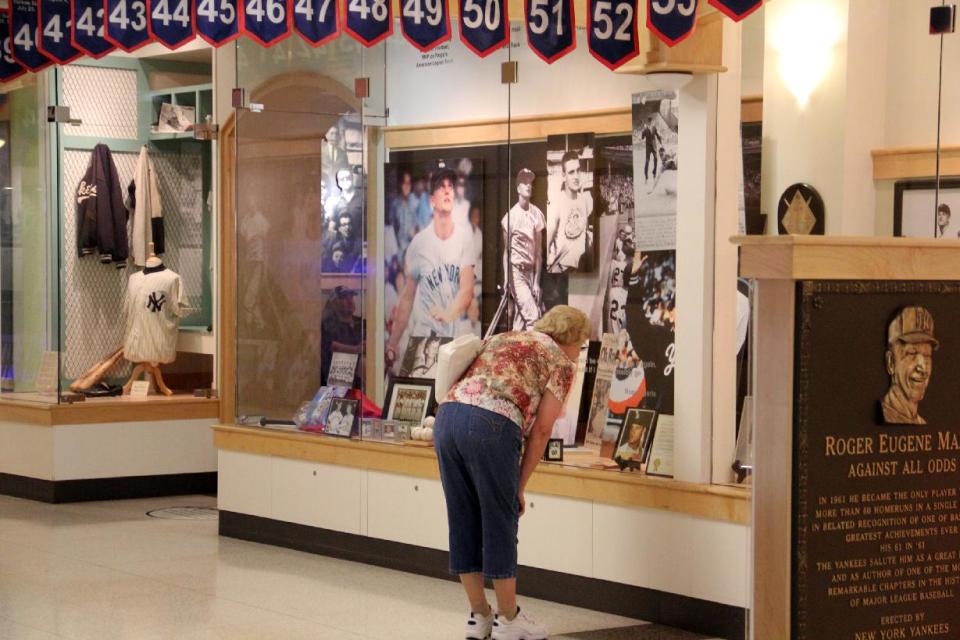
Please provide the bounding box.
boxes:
[794,281,960,640]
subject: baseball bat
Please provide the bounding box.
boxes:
[69,347,125,392]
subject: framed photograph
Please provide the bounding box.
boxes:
[399,336,450,379]
[894,178,960,238]
[544,438,564,462]
[324,398,359,438]
[328,352,359,387]
[545,132,596,274]
[612,408,656,470]
[384,377,435,424]
[645,414,675,478]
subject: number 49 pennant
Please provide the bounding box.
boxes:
[399,0,449,52]
[587,0,638,70]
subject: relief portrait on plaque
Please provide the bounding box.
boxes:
[881,306,938,425]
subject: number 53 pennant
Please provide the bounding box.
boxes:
[647,0,698,47]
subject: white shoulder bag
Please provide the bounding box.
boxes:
[434,334,483,399]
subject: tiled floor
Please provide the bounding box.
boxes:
[0,495,712,639]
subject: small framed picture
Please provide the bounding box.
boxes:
[612,408,656,470]
[544,438,564,462]
[384,377,435,424]
[324,398,359,438]
[894,178,960,238]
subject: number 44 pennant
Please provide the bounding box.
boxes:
[399,0,449,52]
[148,0,196,48]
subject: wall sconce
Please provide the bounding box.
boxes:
[772,2,842,108]
[646,71,694,92]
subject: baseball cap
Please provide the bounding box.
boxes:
[430,168,458,194]
[516,168,535,185]
[333,285,357,299]
[888,306,939,349]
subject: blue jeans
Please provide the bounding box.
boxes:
[434,401,522,580]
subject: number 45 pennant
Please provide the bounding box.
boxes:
[196,0,239,45]
[400,0,449,52]
[587,0,637,70]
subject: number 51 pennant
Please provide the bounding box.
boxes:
[525,0,574,63]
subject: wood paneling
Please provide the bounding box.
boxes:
[213,425,750,523]
[735,235,960,280]
[0,397,219,427]
[741,95,762,123]
[872,145,960,181]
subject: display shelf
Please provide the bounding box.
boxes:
[147,83,213,142]
[0,395,220,426]
[871,144,960,180]
[213,425,750,524]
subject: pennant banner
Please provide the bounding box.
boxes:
[0,12,27,81]
[343,0,391,46]
[293,0,338,46]
[72,0,116,57]
[149,0,195,48]
[11,0,54,71]
[587,0,638,70]
[241,0,291,46]
[458,0,506,57]
[105,0,151,51]
[708,0,760,21]
[38,0,82,63]
[646,0,697,46]
[524,0,574,63]
[195,0,239,45]
[399,0,449,52]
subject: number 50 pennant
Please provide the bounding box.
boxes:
[458,0,506,57]
[587,0,638,70]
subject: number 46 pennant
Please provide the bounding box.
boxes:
[241,0,291,45]
[399,0,449,52]
[587,0,637,70]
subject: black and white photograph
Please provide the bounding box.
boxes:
[632,90,679,252]
[324,398,359,437]
[327,352,359,387]
[613,408,656,470]
[584,333,618,448]
[546,133,596,274]
[399,336,450,379]
[321,114,365,274]
[894,178,960,239]
[384,377,434,424]
[544,438,564,462]
[383,159,483,376]
[499,167,546,330]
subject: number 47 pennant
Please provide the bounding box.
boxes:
[293,0,339,46]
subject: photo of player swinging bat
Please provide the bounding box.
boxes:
[68,347,125,392]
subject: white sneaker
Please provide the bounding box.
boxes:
[491,607,548,640]
[465,610,494,639]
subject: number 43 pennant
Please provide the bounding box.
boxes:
[400,0,449,52]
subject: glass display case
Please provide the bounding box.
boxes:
[0,54,216,405]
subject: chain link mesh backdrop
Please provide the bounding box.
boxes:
[61,65,206,380]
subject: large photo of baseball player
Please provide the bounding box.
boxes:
[383,160,483,374]
[546,134,596,274]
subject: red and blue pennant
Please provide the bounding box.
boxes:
[646,0,698,47]
[524,0,574,63]
[343,0,391,46]
[708,0,760,22]
[293,0,339,46]
[148,0,195,48]
[0,12,26,81]
[457,0,506,57]
[71,0,116,57]
[587,0,638,70]
[104,0,151,51]
[399,0,449,52]
[38,0,83,63]
[195,0,239,46]
[241,0,291,46]
[10,0,54,71]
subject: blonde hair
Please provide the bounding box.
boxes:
[534,305,591,346]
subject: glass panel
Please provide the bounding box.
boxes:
[233,36,370,434]
[0,75,56,403]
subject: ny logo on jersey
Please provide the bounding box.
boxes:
[77,181,98,203]
[146,292,167,313]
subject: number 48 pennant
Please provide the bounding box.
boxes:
[344,0,391,46]
[587,0,638,70]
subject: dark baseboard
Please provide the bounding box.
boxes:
[0,471,217,504]
[220,511,746,640]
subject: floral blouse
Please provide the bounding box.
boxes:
[445,331,575,432]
